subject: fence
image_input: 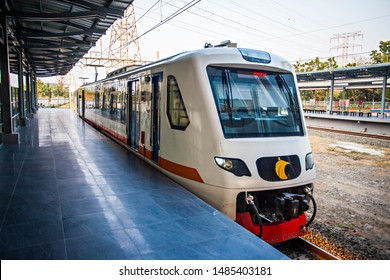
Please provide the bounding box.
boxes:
[38,97,70,107]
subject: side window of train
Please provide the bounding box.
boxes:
[94,91,99,109]
[167,75,190,130]
[102,92,106,110]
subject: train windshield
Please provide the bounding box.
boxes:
[207,66,304,138]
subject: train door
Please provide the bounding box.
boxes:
[77,89,85,117]
[151,74,162,163]
[81,89,85,118]
[76,89,80,115]
[127,80,140,150]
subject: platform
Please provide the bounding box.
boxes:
[0,109,288,260]
[304,112,390,135]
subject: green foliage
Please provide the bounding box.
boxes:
[300,89,329,101]
[297,40,390,104]
[295,40,389,72]
[345,62,357,68]
[294,57,338,72]
[37,79,69,98]
[370,40,390,64]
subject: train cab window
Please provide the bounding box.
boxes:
[207,66,303,138]
[167,75,190,130]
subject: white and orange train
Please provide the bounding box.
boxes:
[75,45,317,244]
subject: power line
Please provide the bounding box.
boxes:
[105,0,202,60]
[265,0,328,29]
[135,0,161,24]
[76,1,387,81]
[135,9,228,42]
[138,0,202,40]
[135,1,388,60]
[213,0,321,38]
[284,14,390,40]
[166,0,325,56]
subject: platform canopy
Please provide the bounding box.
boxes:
[296,63,390,83]
[3,0,134,77]
[296,63,389,116]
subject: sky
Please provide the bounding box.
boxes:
[40,0,390,90]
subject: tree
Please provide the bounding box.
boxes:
[53,84,61,97]
[345,62,357,68]
[295,40,389,72]
[37,78,69,99]
[370,40,390,64]
[294,57,338,72]
[56,76,67,95]
[325,57,338,69]
[41,83,52,103]
[36,79,43,95]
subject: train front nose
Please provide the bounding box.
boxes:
[235,185,316,244]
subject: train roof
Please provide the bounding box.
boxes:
[82,47,293,87]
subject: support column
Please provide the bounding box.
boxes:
[33,75,37,112]
[380,67,388,118]
[328,73,335,113]
[30,72,36,113]
[18,47,28,126]
[33,74,38,112]
[0,11,19,143]
[25,65,32,117]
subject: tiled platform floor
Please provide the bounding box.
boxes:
[0,109,288,260]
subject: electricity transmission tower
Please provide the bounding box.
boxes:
[330,31,363,66]
[81,4,143,76]
[106,4,142,71]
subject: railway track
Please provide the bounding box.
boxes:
[275,237,339,260]
[294,237,339,260]
[307,126,390,141]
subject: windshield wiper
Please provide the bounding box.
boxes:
[222,70,233,119]
[276,75,299,115]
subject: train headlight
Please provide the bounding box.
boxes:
[305,152,315,170]
[214,157,251,177]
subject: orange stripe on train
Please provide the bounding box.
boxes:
[159,157,204,183]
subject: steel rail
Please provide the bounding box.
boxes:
[294,237,339,260]
[307,126,390,141]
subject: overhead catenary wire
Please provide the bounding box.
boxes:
[98,0,389,62]
[76,0,388,81]
[130,0,319,57]
[79,0,201,74]
[160,0,328,56]
[104,0,201,60]
[116,1,200,62]
[135,0,161,24]
[156,0,359,58]
[137,0,202,40]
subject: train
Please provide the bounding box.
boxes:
[73,45,317,244]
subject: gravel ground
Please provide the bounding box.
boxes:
[307,129,390,260]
